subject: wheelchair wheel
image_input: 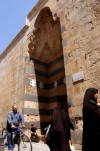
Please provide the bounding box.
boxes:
[18,134,32,151]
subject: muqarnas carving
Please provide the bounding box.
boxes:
[28,7,63,63]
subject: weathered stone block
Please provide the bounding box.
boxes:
[61,26,66,33]
[62,38,67,47]
[65,75,73,87]
[71,129,82,145]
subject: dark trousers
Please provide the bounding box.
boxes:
[31,133,39,142]
[7,127,21,150]
[7,131,14,150]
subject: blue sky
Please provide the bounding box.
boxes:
[0,1,38,54]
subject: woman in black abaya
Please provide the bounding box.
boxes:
[82,88,100,151]
[47,106,71,151]
[61,107,74,150]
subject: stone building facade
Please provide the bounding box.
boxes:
[0,0,100,149]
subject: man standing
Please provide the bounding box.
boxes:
[7,104,25,151]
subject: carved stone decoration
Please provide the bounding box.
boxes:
[28,42,34,56]
[30,79,36,87]
[54,81,58,88]
[27,31,36,55]
[52,40,61,53]
[28,7,63,63]
[38,82,44,89]
[41,42,52,56]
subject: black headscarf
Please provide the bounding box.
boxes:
[46,106,66,151]
[83,88,98,107]
[82,88,100,151]
[47,106,71,151]
[50,106,64,132]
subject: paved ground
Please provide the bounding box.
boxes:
[3,142,81,151]
[3,142,50,151]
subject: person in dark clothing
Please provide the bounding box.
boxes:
[82,88,100,151]
[61,108,74,149]
[67,103,75,131]
[30,124,39,142]
[47,106,71,151]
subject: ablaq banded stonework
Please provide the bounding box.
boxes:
[0,0,100,149]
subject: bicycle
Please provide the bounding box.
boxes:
[3,127,32,151]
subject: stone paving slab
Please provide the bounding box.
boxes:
[4,142,50,151]
[3,142,81,151]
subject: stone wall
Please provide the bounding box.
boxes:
[26,0,100,147]
[24,55,67,131]
[26,3,67,133]
[56,0,100,148]
[0,0,100,148]
[0,25,29,130]
[60,0,100,114]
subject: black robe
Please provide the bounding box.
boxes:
[47,106,71,151]
[82,88,100,151]
[61,109,72,151]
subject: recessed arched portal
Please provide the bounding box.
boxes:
[27,7,68,133]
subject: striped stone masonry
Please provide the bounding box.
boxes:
[24,55,67,129]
